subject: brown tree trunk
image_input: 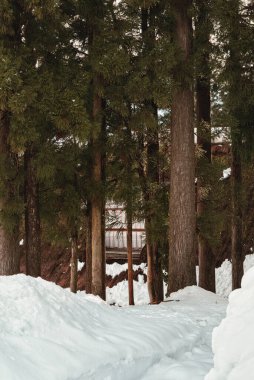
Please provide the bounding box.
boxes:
[127,206,134,305]
[229,0,243,290]
[146,222,164,303]
[91,79,105,299]
[24,145,41,277]
[70,232,78,293]
[85,202,92,293]
[141,5,164,304]
[196,0,215,292]
[231,132,243,289]
[0,111,19,275]
[146,134,164,304]
[168,0,196,294]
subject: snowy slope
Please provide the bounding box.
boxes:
[206,267,254,380]
[0,275,226,380]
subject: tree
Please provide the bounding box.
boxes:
[141,4,164,304]
[24,146,41,277]
[214,0,254,289]
[0,0,23,275]
[168,0,196,294]
[195,0,215,292]
[0,111,19,275]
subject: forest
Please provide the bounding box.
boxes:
[0,1,253,379]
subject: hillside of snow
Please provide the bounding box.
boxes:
[0,275,226,380]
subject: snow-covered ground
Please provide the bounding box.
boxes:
[206,266,254,380]
[105,253,254,307]
[0,275,226,380]
[1,255,254,379]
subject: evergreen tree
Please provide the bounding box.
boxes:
[195,0,215,292]
[213,0,254,289]
[168,0,196,294]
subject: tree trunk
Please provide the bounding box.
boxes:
[146,221,164,303]
[168,0,196,294]
[91,78,105,299]
[0,111,19,275]
[70,233,78,293]
[231,132,243,289]
[127,206,134,305]
[196,0,215,292]
[229,0,244,290]
[24,145,41,277]
[141,5,164,304]
[146,131,164,303]
[85,202,92,293]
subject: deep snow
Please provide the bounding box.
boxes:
[2,254,254,379]
[106,253,254,307]
[215,253,254,297]
[0,275,226,380]
[206,266,254,380]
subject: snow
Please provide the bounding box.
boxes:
[2,253,254,379]
[216,253,254,297]
[0,275,226,380]
[107,278,149,306]
[220,167,231,180]
[76,261,147,275]
[206,267,254,380]
[77,260,84,271]
[106,262,147,278]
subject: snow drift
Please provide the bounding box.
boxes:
[0,275,226,380]
[206,266,254,380]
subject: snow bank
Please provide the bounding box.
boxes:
[0,275,226,380]
[107,278,149,306]
[206,267,254,380]
[106,262,147,278]
[216,254,254,297]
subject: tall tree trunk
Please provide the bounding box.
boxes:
[126,205,134,305]
[0,111,19,275]
[70,232,78,293]
[87,15,106,299]
[85,201,92,293]
[229,0,244,290]
[168,0,196,294]
[146,131,164,303]
[141,5,164,304]
[231,131,243,289]
[24,145,41,277]
[91,77,105,299]
[196,0,215,292]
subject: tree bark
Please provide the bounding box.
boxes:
[231,132,243,289]
[146,130,164,303]
[168,0,196,294]
[229,0,244,290]
[24,145,41,277]
[196,0,215,292]
[141,5,164,304]
[91,78,105,299]
[70,232,78,293]
[85,201,92,293]
[0,111,19,275]
[127,206,134,305]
